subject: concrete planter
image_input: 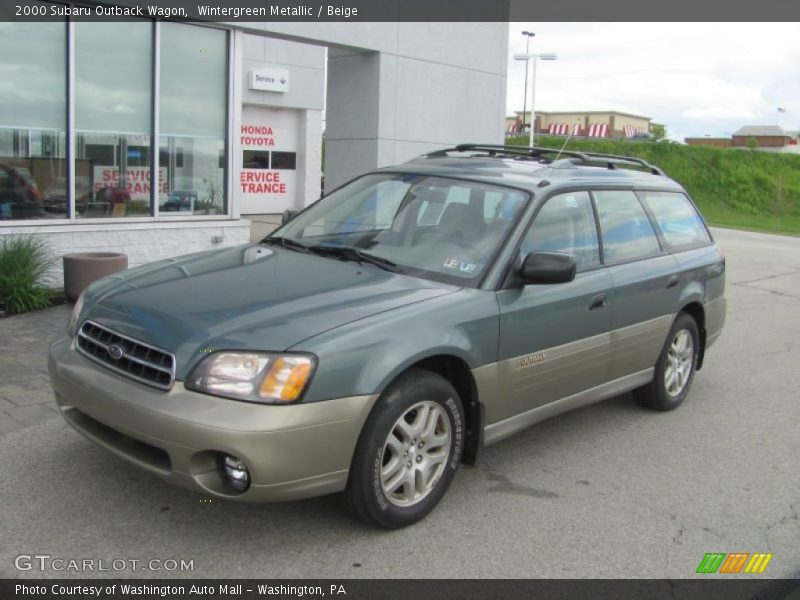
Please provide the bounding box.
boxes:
[63,252,128,301]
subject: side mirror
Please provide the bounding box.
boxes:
[281,208,299,224]
[520,251,576,285]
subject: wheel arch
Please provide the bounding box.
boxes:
[375,352,483,465]
[678,301,707,369]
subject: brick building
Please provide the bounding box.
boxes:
[730,126,799,152]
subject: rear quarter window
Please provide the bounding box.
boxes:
[638,191,711,250]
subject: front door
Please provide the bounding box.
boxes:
[494,190,612,423]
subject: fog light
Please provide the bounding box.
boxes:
[220,455,250,492]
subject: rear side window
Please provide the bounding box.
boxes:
[638,191,711,250]
[594,190,661,263]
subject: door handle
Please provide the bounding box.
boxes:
[667,275,680,289]
[589,294,607,310]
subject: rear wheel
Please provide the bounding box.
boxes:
[345,368,464,529]
[634,313,699,411]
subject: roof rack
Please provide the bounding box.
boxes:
[423,144,665,176]
[577,152,665,176]
[424,143,589,161]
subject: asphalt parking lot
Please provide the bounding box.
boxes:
[1,227,798,579]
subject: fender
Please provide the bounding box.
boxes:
[290,289,500,403]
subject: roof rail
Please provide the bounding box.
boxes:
[424,143,665,176]
[578,152,665,176]
[424,144,590,161]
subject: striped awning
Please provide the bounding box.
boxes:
[623,125,646,138]
[548,123,582,136]
[587,123,608,138]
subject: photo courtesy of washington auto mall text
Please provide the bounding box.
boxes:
[13,584,346,598]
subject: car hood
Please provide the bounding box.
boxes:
[82,244,459,378]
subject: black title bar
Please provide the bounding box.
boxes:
[3,0,800,21]
[4,579,800,600]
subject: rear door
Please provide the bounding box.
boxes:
[494,190,612,423]
[592,189,681,380]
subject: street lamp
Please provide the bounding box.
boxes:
[516,31,535,135]
[513,50,558,147]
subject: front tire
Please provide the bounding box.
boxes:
[345,368,464,529]
[634,312,700,411]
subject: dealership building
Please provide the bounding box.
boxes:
[0,15,508,278]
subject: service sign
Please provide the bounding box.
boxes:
[236,106,300,214]
[249,68,289,93]
[92,166,168,201]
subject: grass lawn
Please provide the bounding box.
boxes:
[504,135,800,236]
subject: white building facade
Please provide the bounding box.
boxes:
[0,15,508,280]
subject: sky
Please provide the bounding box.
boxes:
[506,23,800,141]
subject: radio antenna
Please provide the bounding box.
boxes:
[541,120,581,183]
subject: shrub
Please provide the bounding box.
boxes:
[0,236,55,315]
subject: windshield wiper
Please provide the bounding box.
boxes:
[260,236,311,253]
[306,244,402,273]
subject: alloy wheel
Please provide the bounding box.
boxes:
[379,401,452,507]
[664,329,694,397]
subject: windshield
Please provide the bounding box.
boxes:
[272,173,529,285]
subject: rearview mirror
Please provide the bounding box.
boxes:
[281,208,299,224]
[520,252,576,285]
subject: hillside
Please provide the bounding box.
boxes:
[505,135,800,235]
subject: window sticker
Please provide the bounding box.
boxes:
[443,258,459,269]
[443,258,477,274]
[459,262,477,274]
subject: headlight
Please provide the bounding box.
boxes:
[185,352,316,404]
[67,291,86,337]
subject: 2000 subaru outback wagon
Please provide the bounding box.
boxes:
[49,144,726,528]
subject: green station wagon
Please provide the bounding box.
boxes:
[49,144,726,528]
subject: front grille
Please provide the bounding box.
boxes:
[76,320,176,390]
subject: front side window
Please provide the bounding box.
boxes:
[274,174,529,285]
[520,191,600,271]
[594,190,661,263]
[638,191,711,250]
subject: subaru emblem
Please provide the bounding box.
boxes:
[108,344,124,361]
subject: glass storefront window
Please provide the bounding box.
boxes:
[1,17,228,223]
[75,21,153,219]
[0,17,67,220]
[159,23,227,216]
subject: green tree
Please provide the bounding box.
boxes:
[651,123,667,141]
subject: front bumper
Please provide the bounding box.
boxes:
[48,334,377,502]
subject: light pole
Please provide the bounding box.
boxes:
[518,31,535,135]
[513,50,558,147]
[776,107,786,127]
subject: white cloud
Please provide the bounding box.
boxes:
[507,23,800,139]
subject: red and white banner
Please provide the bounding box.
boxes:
[587,123,609,138]
[623,125,645,138]
[548,123,583,136]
